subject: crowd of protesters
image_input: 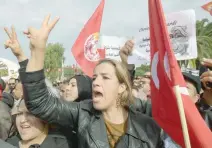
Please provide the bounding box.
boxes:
[0,15,212,148]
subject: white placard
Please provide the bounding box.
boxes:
[128,9,197,65]
[99,35,128,61]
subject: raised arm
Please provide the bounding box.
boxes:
[119,40,135,82]
[4,26,27,63]
[18,15,79,128]
[119,40,134,66]
[24,15,59,72]
[20,69,80,128]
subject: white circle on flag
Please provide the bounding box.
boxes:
[84,33,100,62]
[151,51,159,89]
[164,52,171,81]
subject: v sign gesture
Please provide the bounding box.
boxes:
[25,14,60,72]
[24,14,60,51]
[4,26,27,62]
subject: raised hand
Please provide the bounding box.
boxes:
[25,14,59,72]
[4,27,22,55]
[119,40,134,65]
[4,26,27,62]
[200,58,212,89]
[23,14,59,51]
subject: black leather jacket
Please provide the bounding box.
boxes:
[19,66,163,148]
[196,96,212,131]
[7,133,69,148]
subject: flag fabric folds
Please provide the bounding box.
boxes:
[149,0,212,147]
[71,0,105,77]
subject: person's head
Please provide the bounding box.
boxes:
[56,80,62,88]
[92,59,133,111]
[0,101,12,140]
[132,85,140,98]
[143,72,151,80]
[0,77,6,99]
[64,75,92,102]
[60,83,69,98]
[0,77,6,91]
[133,79,140,86]
[15,78,20,84]
[132,84,148,100]
[140,78,151,97]
[183,72,201,103]
[8,78,16,90]
[12,83,23,100]
[199,65,212,93]
[11,99,48,141]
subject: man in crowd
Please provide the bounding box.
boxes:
[0,77,14,141]
[197,61,212,130]
[12,82,23,106]
[8,78,16,94]
[140,77,151,99]
[183,72,201,103]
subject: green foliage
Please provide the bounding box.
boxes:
[0,69,8,77]
[135,64,150,76]
[44,43,65,81]
[196,19,212,60]
[64,67,74,78]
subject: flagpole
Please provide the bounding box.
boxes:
[174,85,191,148]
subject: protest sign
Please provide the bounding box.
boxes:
[99,35,128,61]
[128,9,197,65]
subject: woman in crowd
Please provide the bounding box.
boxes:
[61,74,92,102]
[54,75,92,148]
[3,26,73,148]
[21,58,163,148]
[7,98,69,148]
[5,15,163,148]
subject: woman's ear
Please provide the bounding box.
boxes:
[118,83,126,94]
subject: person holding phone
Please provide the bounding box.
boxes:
[197,58,212,131]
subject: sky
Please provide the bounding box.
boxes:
[0,0,212,66]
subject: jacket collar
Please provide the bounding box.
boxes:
[88,115,110,148]
[81,101,109,148]
[37,135,57,148]
[126,108,150,143]
[81,102,150,146]
[81,100,101,118]
[12,135,56,148]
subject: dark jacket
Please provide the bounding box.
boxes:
[0,139,16,148]
[0,101,13,141]
[49,125,76,148]
[7,133,69,148]
[133,98,152,116]
[196,96,212,131]
[19,67,163,148]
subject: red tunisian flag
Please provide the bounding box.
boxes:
[202,2,212,16]
[71,0,105,77]
[149,0,212,147]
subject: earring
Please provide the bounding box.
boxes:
[116,94,121,108]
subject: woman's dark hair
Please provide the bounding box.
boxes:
[68,74,92,102]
